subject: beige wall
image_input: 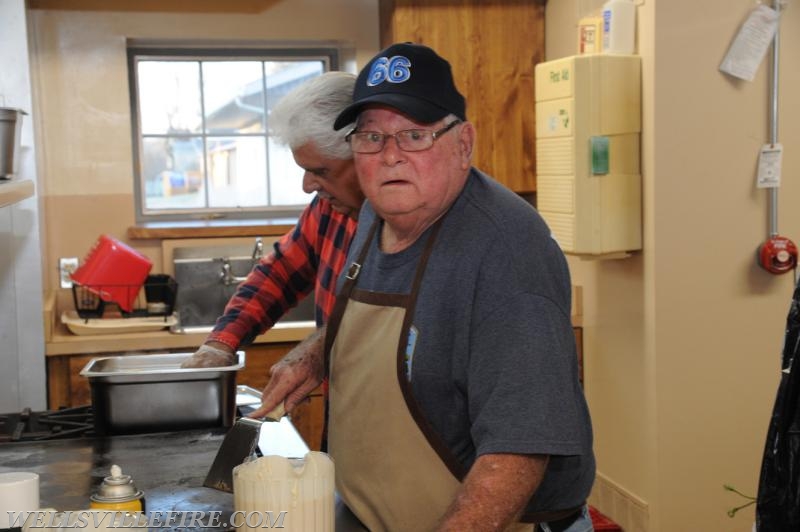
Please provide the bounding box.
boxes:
[27,0,800,528]
[548,1,799,531]
[27,0,380,295]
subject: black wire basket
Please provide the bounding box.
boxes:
[72,274,178,320]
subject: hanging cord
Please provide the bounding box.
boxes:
[724,484,757,518]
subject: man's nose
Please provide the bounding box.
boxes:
[380,135,405,164]
[302,172,319,193]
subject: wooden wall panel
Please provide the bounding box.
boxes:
[379,0,545,194]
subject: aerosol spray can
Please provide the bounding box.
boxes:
[89,465,145,512]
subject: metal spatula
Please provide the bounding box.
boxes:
[203,403,286,492]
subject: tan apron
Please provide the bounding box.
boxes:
[325,220,536,532]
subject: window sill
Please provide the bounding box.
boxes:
[127,218,298,240]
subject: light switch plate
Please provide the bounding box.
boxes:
[59,257,79,288]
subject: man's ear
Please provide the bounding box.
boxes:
[458,122,476,170]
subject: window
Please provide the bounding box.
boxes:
[128,44,340,222]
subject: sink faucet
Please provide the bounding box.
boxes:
[252,237,263,261]
[219,238,264,286]
[219,258,249,286]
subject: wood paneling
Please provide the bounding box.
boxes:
[379,0,546,193]
[46,356,74,410]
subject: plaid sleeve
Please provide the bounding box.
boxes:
[206,196,358,350]
[207,197,325,349]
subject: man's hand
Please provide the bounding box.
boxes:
[437,453,548,532]
[180,342,237,368]
[248,327,326,419]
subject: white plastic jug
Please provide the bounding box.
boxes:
[233,452,334,532]
[0,472,38,529]
[602,0,636,54]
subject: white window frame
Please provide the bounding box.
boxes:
[127,42,343,223]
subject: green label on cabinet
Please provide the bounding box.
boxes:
[591,136,609,175]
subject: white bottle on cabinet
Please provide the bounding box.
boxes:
[602,0,636,54]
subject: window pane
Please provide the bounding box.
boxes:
[130,47,337,220]
[264,61,325,115]
[262,61,325,207]
[138,61,202,135]
[203,61,265,135]
[268,137,309,206]
[207,137,267,208]
[142,137,206,210]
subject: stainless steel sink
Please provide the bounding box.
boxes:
[172,241,315,333]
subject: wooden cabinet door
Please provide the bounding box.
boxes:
[379,0,546,194]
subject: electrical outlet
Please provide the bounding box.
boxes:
[59,257,79,288]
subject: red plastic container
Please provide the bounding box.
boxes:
[71,235,153,312]
[589,506,622,531]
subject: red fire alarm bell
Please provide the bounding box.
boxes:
[758,235,798,275]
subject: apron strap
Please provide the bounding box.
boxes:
[324,219,380,370]
[393,219,468,482]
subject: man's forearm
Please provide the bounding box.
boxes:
[248,326,327,419]
[437,453,548,532]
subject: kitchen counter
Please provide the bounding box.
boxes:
[43,290,316,357]
[0,421,310,531]
[2,429,234,529]
[45,320,316,357]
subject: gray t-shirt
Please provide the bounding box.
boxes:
[338,168,595,512]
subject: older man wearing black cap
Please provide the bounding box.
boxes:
[258,42,595,532]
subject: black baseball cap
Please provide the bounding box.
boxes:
[333,42,466,130]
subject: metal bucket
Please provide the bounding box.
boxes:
[0,107,27,178]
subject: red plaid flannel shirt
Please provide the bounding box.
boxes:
[207,196,357,349]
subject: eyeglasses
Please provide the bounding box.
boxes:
[345,120,462,154]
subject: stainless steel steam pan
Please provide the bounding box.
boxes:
[80,351,245,435]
